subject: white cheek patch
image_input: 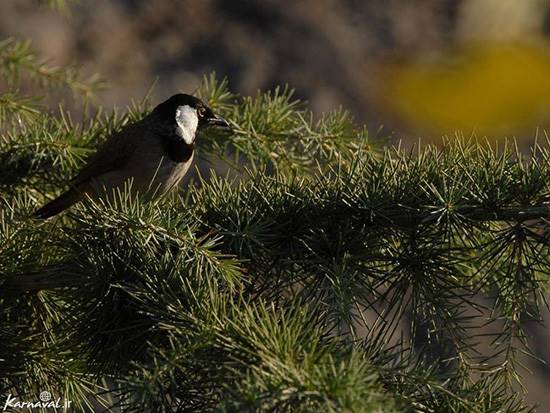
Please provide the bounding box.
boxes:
[175,105,199,145]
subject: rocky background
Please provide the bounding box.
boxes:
[2,0,550,409]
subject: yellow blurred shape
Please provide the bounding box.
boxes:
[383,43,550,138]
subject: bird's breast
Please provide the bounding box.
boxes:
[153,154,194,193]
[160,134,194,163]
[90,149,194,200]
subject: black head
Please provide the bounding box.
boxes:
[152,93,229,129]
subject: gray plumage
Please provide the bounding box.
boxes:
[34,94,228,218]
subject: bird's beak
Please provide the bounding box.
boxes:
[207,114,230,128]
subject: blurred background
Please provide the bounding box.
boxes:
[5,0,550,142]
[2,0,550,408]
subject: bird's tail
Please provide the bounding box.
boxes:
[33,187,84,219]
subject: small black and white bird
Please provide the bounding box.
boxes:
[34,94,229,218]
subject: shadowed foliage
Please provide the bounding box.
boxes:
[0,35,547,412]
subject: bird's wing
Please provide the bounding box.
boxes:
[72,121,143,187]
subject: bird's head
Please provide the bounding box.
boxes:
[152,93,229,144]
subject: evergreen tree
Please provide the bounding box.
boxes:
[0,28,547,412]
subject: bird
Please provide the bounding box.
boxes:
[33,93,229,219]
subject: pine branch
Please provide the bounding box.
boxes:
[0,38,105,97]
[0,92,41,123]
[0,69,546,411]
[355,205,550,227]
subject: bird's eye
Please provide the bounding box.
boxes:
[197,107,206,117]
